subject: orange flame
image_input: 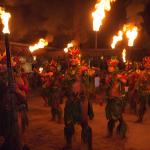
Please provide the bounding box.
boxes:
[67,43,73,48]
[64,42,73,53]
[92,0,116,31]
[122,48,126,63]
[33,56,37,61]
[39,67,43,73]
[111,31,123,49]
[111,24,138,48]
[64,48,68,53]
[29,38,48,53]
[0,7,11,34]
[124,26,138,47]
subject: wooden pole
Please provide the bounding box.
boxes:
[3,33,22,150]
[4,33,14,86]
[95,31,98,49]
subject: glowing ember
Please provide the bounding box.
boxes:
[111,31,123,49]
[122,48,126,63]
[29,38,48,53]
[39,67,43,73]
[92,0,116,31]
[0,7,11,34]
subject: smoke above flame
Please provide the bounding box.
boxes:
[2,0,149,48]
[126,0,149,26]
[125,0,149,48]
[3,0,90,46]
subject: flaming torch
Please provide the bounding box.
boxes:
[111,24,138,48]
[125,26,138,47]
[39,67,43,73]
[0,7,14,84]
[64,48,68,53]
[122,48,126,63]
[29,38,48,53]
[92,0,116,49]
[67,42,73,49]
[64,42,74,53]
[33,56,37,61]
[0,7,22,150]
[111,31,123,49]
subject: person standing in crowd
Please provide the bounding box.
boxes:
[105,58,127,138]
[49,76,62,123]
[134,58,150,123]
[63,72,92,150]
[0,71,29,150]
[128,70,139,114]
[13,68,29,150]
[41,75,51,106]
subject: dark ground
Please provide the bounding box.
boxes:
[25,94,150,150]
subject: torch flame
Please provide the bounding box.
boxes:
[64,48,68,53]
[64,42,73,53]
[122,48,126,63]
[111,31,123,49]
[67,43,73,49]
[0,7,11,34]
[111,24,138,48]
[29,38,48,53]
[125,27,138,47]
[33,56,37,61]
[92,0,116,31]
[39,67,43,73]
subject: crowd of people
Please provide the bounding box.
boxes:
[0,48,150,150]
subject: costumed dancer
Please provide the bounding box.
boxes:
[135,57,150,123]
[128,69,140,114]
[49,77,62,122]
[105,58,127,138]
[13,67,29,150]
[63,72,92,150]
[41,75,51,106]
[47,60,63,122]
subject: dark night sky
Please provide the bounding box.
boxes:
[0,0,150,49]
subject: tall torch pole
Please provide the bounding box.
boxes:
[0,8,22,150]
[95,31,98,49]
[4,33,14,85]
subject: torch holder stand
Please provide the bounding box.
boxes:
[1,34,22,150]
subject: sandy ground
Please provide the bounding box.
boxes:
[26,95,150,150]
